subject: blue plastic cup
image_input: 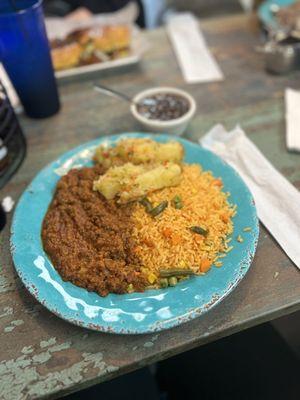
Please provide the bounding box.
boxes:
[0,0,60,118]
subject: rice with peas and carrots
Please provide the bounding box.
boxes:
[42,138,237,296]
[131,164,235,280]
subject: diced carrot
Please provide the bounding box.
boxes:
[200,258,212,273]
[194,235,204,244]
[214,178,223,187]
[142,238,154,248]
[221,214,229,223]
[162,228,173,238]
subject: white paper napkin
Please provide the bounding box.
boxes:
[200,124,300,268]
[166,13,224,84]
[0,64,19,108]
[285,88,300,152]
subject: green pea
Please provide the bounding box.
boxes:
[168,277,178,287]
[172,195,183,209]
[159,278,169,288]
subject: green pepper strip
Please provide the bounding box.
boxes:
[190,226,208,236]
[149,201,168,217]
[139,197,153,213]
[159,269,195,278]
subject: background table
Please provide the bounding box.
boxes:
[1,13,300,400]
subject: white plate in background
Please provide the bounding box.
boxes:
[46,4,146,80]
[54,26,145,80]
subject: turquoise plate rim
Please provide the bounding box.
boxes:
[11,133,259,334]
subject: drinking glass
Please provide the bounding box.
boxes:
[0,0,60,118]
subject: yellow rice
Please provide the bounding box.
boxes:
[131,164,235,277]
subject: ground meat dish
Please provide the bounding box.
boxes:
[42,165,146,296]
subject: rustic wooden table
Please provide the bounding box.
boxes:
[1,13,300,400]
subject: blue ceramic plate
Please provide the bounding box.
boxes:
[258,0,296,30]
[11,133,259,334]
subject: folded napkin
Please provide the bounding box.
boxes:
[0,64,19,108]
[285,88,300,152]
[166,13,224,84]
[200,124,300,268]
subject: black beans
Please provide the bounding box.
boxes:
[137,93,190,121]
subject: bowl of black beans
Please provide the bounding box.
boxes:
[131,87,196,135]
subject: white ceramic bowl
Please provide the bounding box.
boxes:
[130,87,196,136]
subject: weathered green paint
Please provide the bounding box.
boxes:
[0,340,119,400]
[1,13,300,400]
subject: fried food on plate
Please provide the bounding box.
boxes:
[93,162,182,203]
[91,26,131,53]
[50,25,132,71]
[51,42,82,71]
[94,138,184,168]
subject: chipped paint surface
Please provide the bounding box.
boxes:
[40,338,57,348]
[21,346,34,355]
[143,334,159,348]
[4,326,14,333]
[0,307,13,318]
[143,342,154,348]
[4,320,24,333]
[0,338,119,400]
[0,270,23,294]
